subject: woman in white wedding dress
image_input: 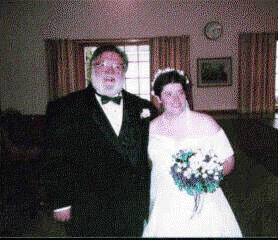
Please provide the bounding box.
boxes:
[143,69,242,237]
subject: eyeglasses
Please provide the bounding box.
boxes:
[93,62,125,72]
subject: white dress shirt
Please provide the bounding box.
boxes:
[54,93,124,213]
[95,94,123,136]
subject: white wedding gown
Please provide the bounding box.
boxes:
[143,128,242,237]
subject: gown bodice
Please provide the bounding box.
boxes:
[148,128,234,205]
[143,128,242,237]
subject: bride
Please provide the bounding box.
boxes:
[143,69,242,237]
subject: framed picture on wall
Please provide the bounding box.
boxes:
[197,57,232,87]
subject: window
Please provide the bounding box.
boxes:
[275,41,278,108]
[84,43,151,100]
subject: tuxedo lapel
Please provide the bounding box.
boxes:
[118,91,142,167]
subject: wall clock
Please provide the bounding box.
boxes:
[204,21,223,40]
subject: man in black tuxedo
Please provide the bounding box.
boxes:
[41,45,157,236]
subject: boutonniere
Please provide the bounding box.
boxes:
[140,108,151,119]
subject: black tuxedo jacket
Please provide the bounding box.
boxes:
[40,86,157,236]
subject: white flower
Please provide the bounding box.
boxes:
[189,155,199,163]
[211,156,218,162]
[183,170,191,178]
[207,162,218,171]
[140,108,151,119]
[195,172,201,177]
[207,169,214,175]
[190,161,199,171]
[187,168,193,175]
[202,173,208,178]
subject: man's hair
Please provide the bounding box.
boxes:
[89,45,128,72]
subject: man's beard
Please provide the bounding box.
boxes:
[90,71,125,97]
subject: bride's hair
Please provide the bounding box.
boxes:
[153,70,193,109]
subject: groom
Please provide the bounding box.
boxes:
[41,45,157,236]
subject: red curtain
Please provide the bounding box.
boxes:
[45,40,85,100]
[238,32,277,114]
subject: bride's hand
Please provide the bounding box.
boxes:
[53,208,71,222]
[222,156,235,176]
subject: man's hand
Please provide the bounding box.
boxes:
[53,207,71,222]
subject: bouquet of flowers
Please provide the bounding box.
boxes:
[170,147,224,217]
[170,147,224,196]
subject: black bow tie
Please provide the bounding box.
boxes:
[100,95,122,105]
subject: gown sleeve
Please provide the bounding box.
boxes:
[210,128,234,163]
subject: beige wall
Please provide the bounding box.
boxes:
[1,0,277,114]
